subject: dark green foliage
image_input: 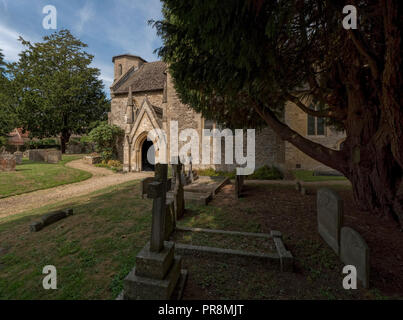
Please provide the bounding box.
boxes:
[152,0,343,129]
[25,138,60,150]
[198,165,283,180]
[88,122,124,161]
[249,165,283,180]
[10,30,110,151]
[0,49,17,137]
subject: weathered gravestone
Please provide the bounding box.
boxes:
[28,149,61,163]
[317,188,343,255]
[141,177,154,199]
[46,149,62,164]
[30,209,74,232]
[0,153,16,172]
[123,163,186,300]
[235,174,245,198]
[171,157,185,220]
[165,199,175,240]
[340,227,370,288]
[14,151,23,164]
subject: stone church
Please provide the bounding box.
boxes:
[108,54,345,174]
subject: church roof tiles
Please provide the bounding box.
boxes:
[112,61,166,94]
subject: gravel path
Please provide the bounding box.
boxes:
[0,159,152,218]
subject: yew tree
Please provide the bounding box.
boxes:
[11,30,109,153]
[153,0,403,225]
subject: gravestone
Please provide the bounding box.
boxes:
[188,156,194,184]
[28,149,61,163]
[30,209,74,232]
[46,149,62,164]
[141,177,154,199]
[123,163,186,300]
[172,157,185,219]
[14,151,23,165]
[317,188,343,255]
[235,174,245,198]
[165,199,175,240]
[0,153,16,172]
[340,227,370,288]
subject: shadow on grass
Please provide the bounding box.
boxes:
[0,180,152,300]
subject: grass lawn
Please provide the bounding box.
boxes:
[0,180,400,300]
[0,155,92,199]
[0,180,151,299]
[293,170,347,182]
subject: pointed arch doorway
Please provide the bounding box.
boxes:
[141,138,155,171]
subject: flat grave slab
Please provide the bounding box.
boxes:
[171,226,293,272]
[167,176,229,206]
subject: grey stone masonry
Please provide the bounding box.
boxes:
[235,175,245,198]
[340,227,370,288]
[123,163,186,300]
[0,153,16,171]
[172,157,185,220]
[14,151,23,164]
[147,163,168,253]
[30,209,74,232]
[317,188,343,255]
[141,177,154,199]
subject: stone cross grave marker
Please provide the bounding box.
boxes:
[317,188,343,255]
[147,163,168,252]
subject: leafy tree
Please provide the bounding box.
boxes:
[0,49,16,137]
[153,0,403,226]
[11,30,109,153]
[88,122,124,161]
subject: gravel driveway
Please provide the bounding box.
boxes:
[0,159,152,218]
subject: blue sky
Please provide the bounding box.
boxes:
[0,0,163,96]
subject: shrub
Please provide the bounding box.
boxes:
[88,122,124,161]
[0,136,7,149]
[197,168,236,179]
[197,165,283,180]
[248,165,283,180]
[25,138,60,150]
[107,160,121,168]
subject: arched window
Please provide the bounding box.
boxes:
[118,64,122,76]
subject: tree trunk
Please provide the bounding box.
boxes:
[252,90,403,227]
[60,130,71,154]
[342,143,403,225]
[338,60,403,226]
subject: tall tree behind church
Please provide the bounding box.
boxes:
[11,30,109,153]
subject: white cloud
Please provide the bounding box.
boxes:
[0,23,25,62]
[75,1,95,35]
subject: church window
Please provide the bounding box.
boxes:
[307,103,325,136]
[118,64,122,76]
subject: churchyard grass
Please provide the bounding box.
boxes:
[293,170,347,182]
[0,155,92,198]
[0,181,397,300]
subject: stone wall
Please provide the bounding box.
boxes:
[284,101,346,171]
[113,56,145,81]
